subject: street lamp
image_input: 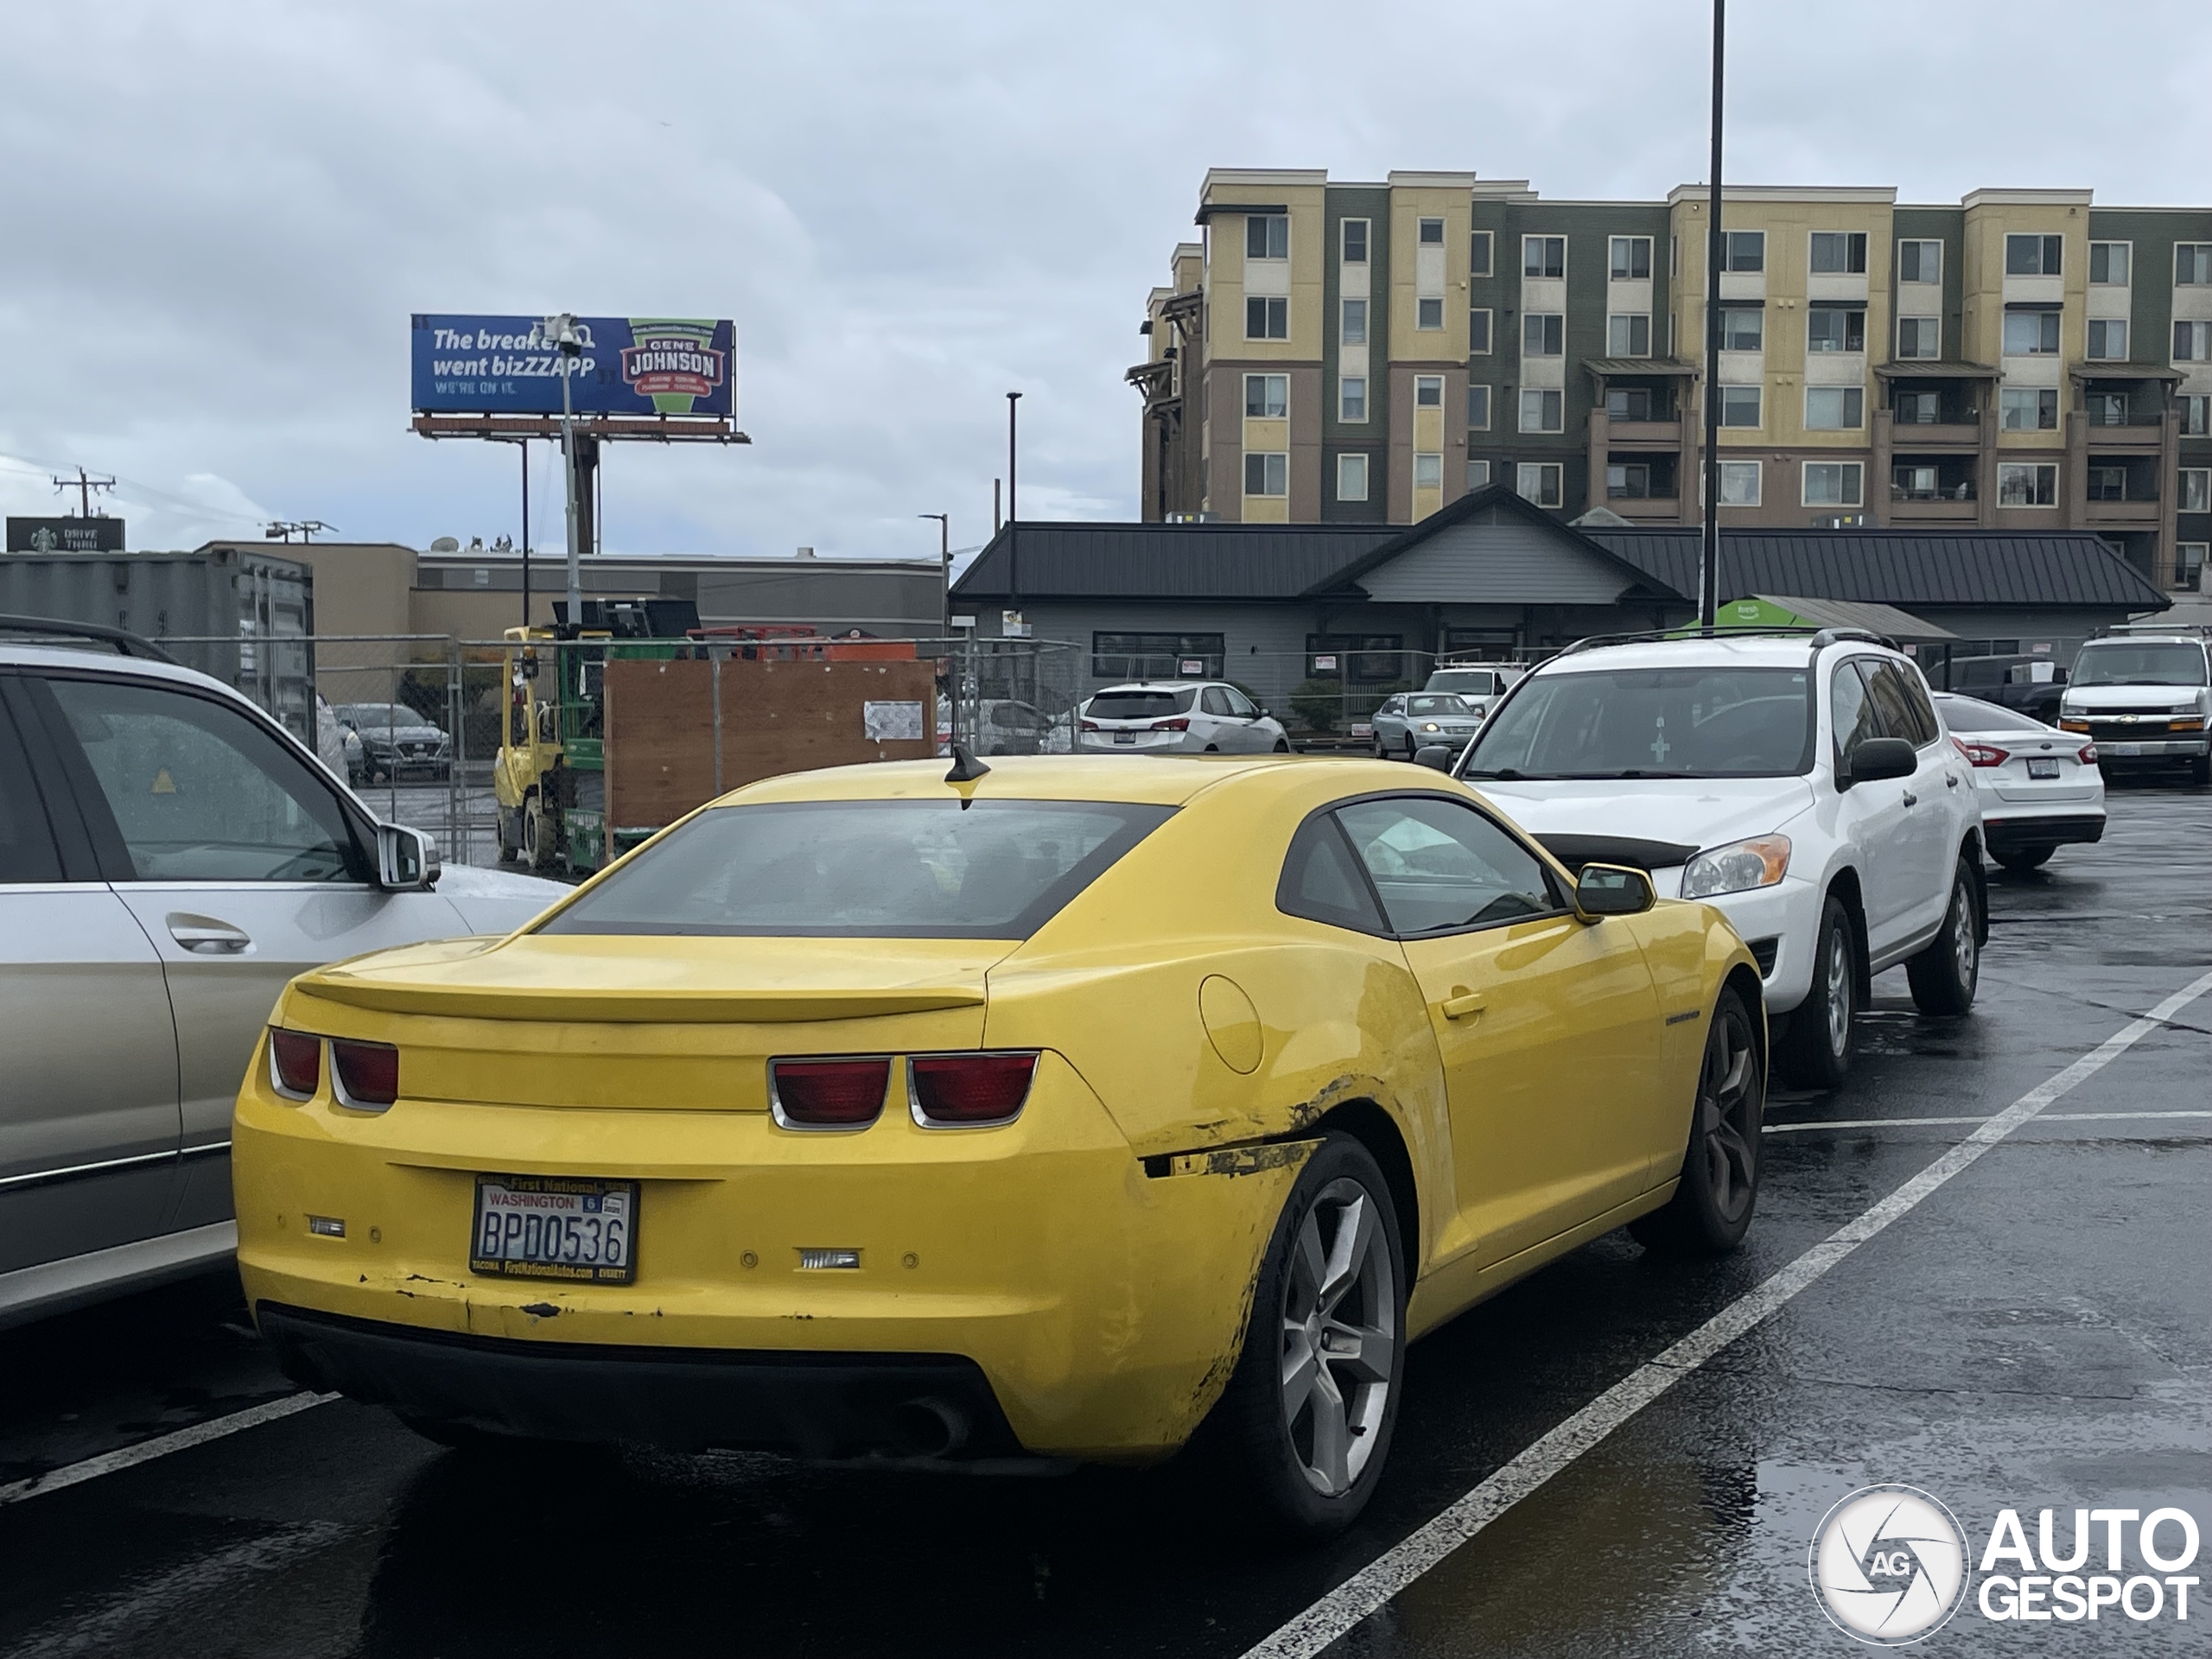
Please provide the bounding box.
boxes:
[1699,0,1726,629]
[542,313,587,630]
[918,512,950,638]
[1005,391,1023,623]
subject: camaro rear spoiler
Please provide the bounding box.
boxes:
[293,977,986,1025]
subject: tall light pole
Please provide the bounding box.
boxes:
[1005,391,1023,620]
[543,313,586,629]
[918,512,950,637]
[1699,0,1726,629]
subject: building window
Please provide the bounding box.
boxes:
[1093,632,1225,679]
[2182,468,2211,512]
[1718,307,1763,351]
[1466,459,1492,490]
[1245,296,1288,340]
[2177,245,2212,285]
[2087,391,2129,427]
[1243,452,1288,497]
[1339,376,1368,422]
[1805,386,1866,429]
[2087,465,2127,502]
[2182,395,2211,435]
[1896,390,1941,424]
[2087,318,2129,360]
[2003,309,2062,354]
[1340,297,1367,345]
[1807,307,1867,353]
[2005,233,2063,276]
[1606,462,1652,499]
[1722,230,1764,273]
[1417,296,1445,330]
[2088,242,2130,285]
[1522,313,1565,354]
[1997,462,2059,507]
[1609,236,1652,280]
[1519,389,1564,433]
[1999,387,2060,430]
[1803,461,1865,507]
[1516,462,1563,508]
[1606,387,1653,421]
[1897,316,1942,359]
[1341,219,1370,264]
[1467,385,1491,429]
[1419,217,1445,245]
[1243,373,1287,417]
[1719,460,1762,505]
[1469,231,1493,276]
[1468,308,1492,353]
[1414,453,1443,489]
[1246,214,1289,260]
[1897,238,1942,283]
[2177,543,2209,593]
[1719,385,1763,427]
[1337,453,1370,502]
[2176,321,2212,361]
[1809,231,1868,274]
[1606,313,1651,356]
[1414,374,1443,408]
[1523,235,1566,278]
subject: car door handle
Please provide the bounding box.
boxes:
[1901,791,1918,807]
[1441,988,1487,1020]
[166,913,253,955]
[1946,773,1960,788]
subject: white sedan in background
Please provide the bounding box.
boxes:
[1934,691,2106,874]
[1077,682,1291,753]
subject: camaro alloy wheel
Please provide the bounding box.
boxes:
[1208,1135,1406,1536]
[1631,986,1764,1255]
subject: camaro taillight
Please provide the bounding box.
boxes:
[771,1057,890,1129]
[2077,743,2099,764]
[1150,717,1190,732]
[331,1039,399,1109]
[1955,740,2009,767]
[269,1027,321,1099]
[909,1052,1037,1127]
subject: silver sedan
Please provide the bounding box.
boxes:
[1371,692,1484,760]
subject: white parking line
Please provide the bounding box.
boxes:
[1240,968,2212,1659]
[0,1390,336,1510]
[1764,1109,2212,1133]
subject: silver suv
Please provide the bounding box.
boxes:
[0,619,568,1327]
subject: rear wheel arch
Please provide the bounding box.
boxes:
[1309,1099,1420,1279]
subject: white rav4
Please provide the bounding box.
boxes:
[1436,632,1986,1086]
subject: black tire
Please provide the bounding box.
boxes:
[2192,754,2212,787]
[1906,859,1980,1015]
[1993,845,2053,873]
[1203,1134,1406,1539]
[1630,986,1764,1255]
[1372,738,1389,759]
[522,793,556,874]
[1776,893,1858,1089]
[1273,739,1292,753]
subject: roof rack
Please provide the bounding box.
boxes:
[2101,620,2212,639]
[1551,623,1896,660]
[0,614,178,664]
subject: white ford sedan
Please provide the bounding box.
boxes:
[1933,691,2105,873]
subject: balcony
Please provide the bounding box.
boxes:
[1889,491,1979,522]
[1886,415,1981,448]
[2082,494,2162,524]
[1604,417,1682,446]
[1603,494,1683,522]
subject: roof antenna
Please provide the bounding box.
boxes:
[944,742,992,787]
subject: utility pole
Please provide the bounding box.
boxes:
[264,519,334,543]
[52,466,116,517]
[1700,0,1726,629]
[919,512,950,639]
[520,439,531,628]
[1006,391,1023,620]
[543,314,586,630]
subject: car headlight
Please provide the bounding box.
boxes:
[1681,834,1792,899]
[1420,721,1440,732]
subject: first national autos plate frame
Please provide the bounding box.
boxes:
[468,1173,640,1285]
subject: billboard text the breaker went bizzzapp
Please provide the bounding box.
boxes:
[410,315,737,418]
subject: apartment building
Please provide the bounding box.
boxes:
[1130,170,2212,593]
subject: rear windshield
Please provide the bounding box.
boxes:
[1427,671,1497,694]
[2072,642,2209,687]
[1465,665,1815,779]
[1089,690,1193,721]
[1406,695,1472,716]
[539,798,1175,938]
[1934,695,2047,734]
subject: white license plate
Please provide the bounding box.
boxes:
[470,1175,638,1283]
[2107,742,2139,756]
[2028,758,2060,779]
[1112,732,1136,745]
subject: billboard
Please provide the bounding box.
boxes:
[8,516,125,552]
[410,315,736,418]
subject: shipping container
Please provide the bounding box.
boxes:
[0,548,316,737]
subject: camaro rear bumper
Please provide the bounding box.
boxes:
[1983,812,2106,854]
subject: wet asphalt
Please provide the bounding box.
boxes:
[2,783,2206,1658]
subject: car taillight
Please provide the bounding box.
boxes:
[1079,720,1100,731]
[2077,743,2099,764]
[1955,740,2008,767]
[909,1052,1037,1127]
[269,1028,321,1099]
[770,1058,890,1129]
[331,1039,399,1109]
[1150,717,1190,732]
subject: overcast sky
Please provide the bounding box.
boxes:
[4,0,2210,563]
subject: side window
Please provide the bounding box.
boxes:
[1861,661,1932,747]
[0,697,65,884]
[1224,686,1260,719]
[1334,796,1558,936]
[1200,686,1233,717]
[1878,662,1941,746]
[1831,661,1882,766]
[43,677,372,883]
[1277,814,1388,934]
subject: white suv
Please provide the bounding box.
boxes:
[2057,626,2212,786]
[1077,682,1291,753]
[1441,631,1985,1086]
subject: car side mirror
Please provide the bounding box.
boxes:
[1413,744,1455,772]
[1574,861,1655,918]
[1842,734,1916,786]
[376,822,441,891]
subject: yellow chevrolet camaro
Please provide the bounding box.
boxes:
[234,753,1764,1535]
